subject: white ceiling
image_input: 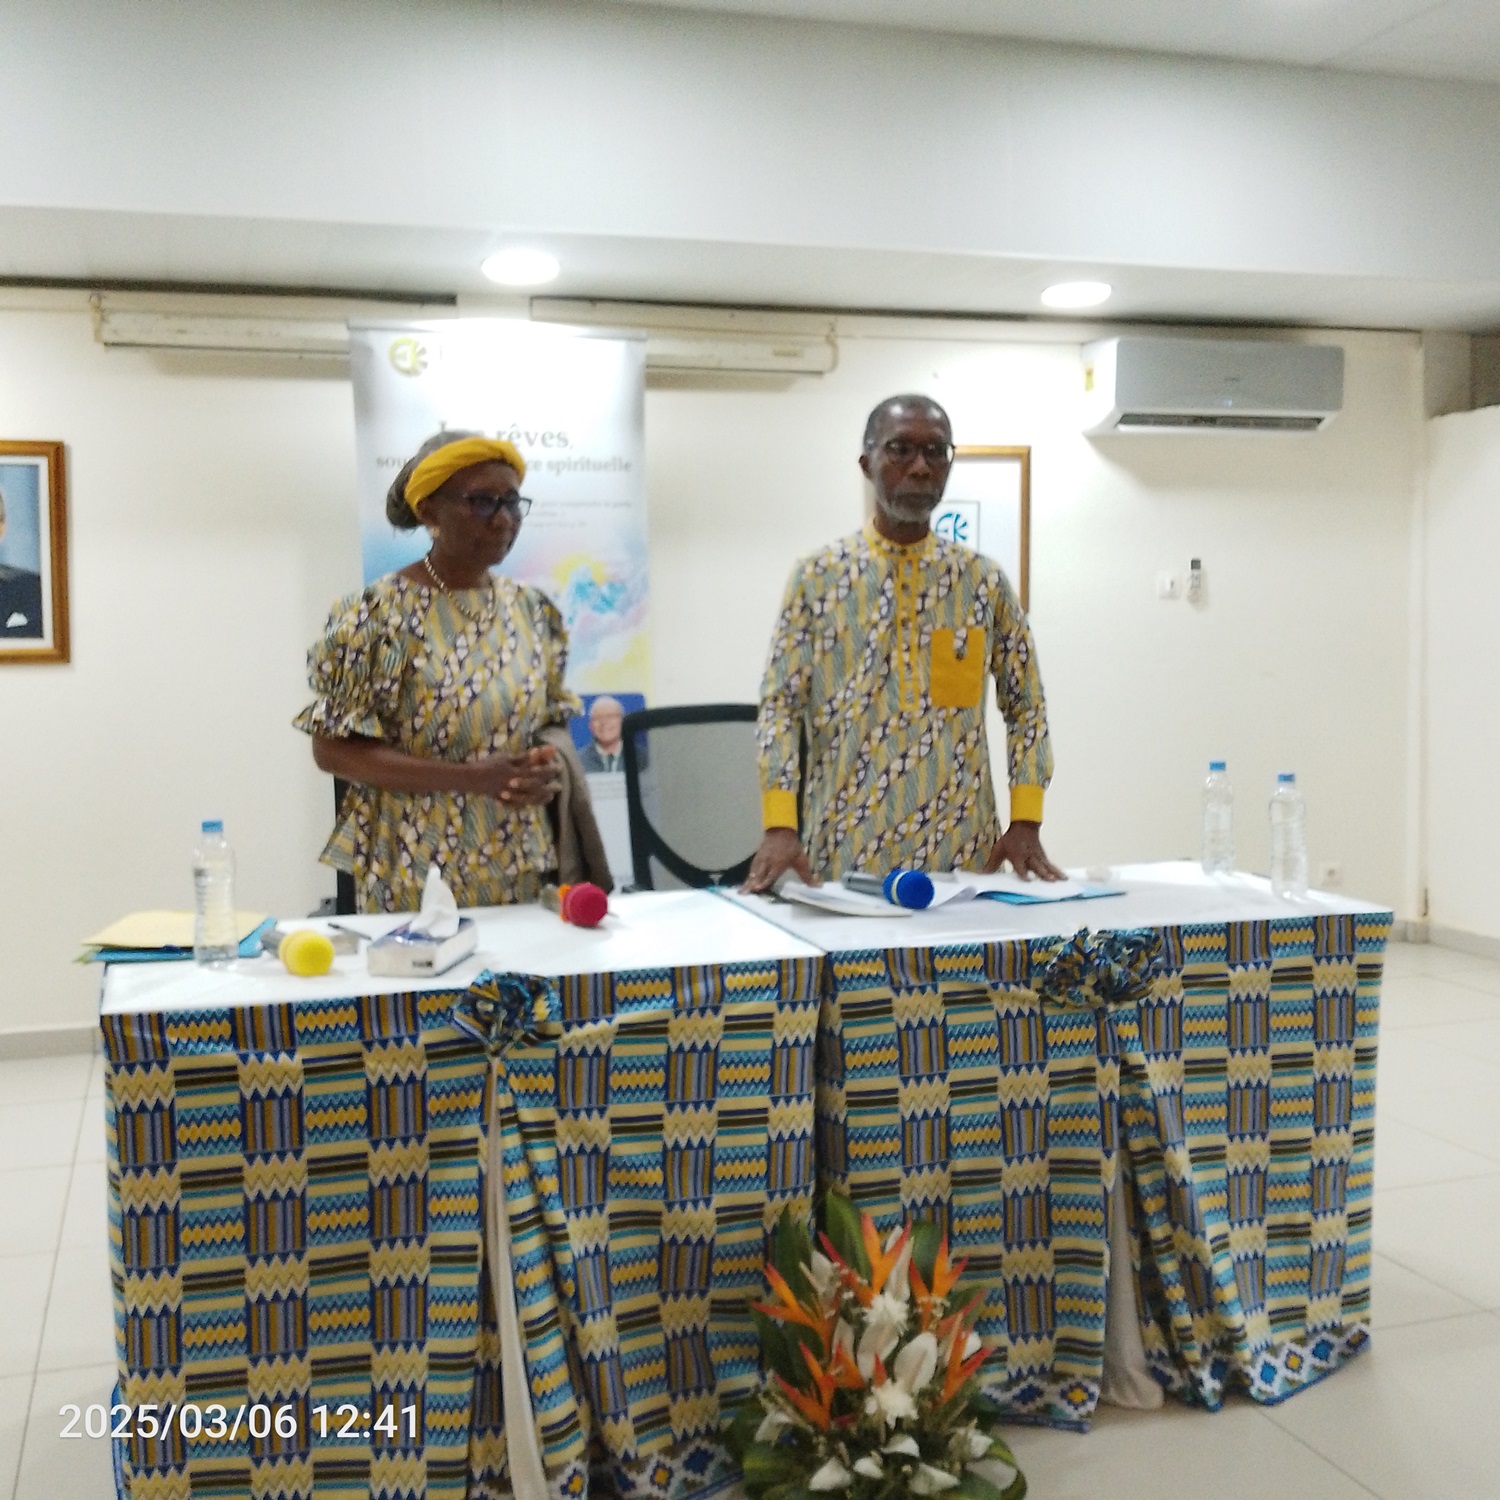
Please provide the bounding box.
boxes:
[611,0,1500,84]
[7,0,1500,331]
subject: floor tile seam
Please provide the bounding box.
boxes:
[1371,1109,1500,1162]
[1249,1405,1383,1498]
[1372,1164,1500,1196]
[1377,1307,1491,1333]
[26,1161,78,1385]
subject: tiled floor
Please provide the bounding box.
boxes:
[3,940,1499,1499]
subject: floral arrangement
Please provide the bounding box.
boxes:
[726,1195,1026,1499]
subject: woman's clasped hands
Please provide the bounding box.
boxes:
[468,744,563,805]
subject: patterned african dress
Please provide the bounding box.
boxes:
[757,523,1053,879]
[293,573,580,912]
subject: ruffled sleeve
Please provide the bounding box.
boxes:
[529,588,582,731]
[292,586,407,740]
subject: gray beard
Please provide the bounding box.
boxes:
[875,492,938,527]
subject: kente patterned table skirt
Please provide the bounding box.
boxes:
[101,955,824,1500]
[102,910,1389,1499]
[815,910,1392,1430]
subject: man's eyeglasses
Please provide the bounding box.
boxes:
[879,439,955,467]
[462,491,533,520]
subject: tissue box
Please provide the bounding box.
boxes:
[366,918,478,978]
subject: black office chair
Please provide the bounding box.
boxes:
[621,704,767,890]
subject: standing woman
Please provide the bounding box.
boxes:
[295,431,578,911]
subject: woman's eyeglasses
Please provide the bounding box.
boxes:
[462,491,533,520]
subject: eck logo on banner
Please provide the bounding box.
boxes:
[349,319,649,700]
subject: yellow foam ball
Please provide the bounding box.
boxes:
[279,928,336,977]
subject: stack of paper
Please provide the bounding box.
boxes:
[79,910,273,964]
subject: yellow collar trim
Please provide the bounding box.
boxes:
[864,521,934,558]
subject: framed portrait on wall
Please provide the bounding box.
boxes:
[0,440,68,665]
[932,445,1031,609]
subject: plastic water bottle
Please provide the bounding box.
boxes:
[193,819,238,966]
[1200,760,1235,875]
[1269,774,1308,899]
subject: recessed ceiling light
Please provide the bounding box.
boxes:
[480,247,560,287]
[1040,280,1112,310]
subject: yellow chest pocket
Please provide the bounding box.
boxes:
[929,627,986,709]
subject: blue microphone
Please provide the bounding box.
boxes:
[843,869,935,910]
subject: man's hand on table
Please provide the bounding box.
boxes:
[742,829,818,893]
[984,821,1066,881]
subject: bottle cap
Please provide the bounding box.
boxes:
[1209,760,1226,772]
[201,819,224,833]
[1277,773,1296,784]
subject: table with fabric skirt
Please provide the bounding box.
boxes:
[729,862,1393,1431]
[98,893,826,1500]
[98,868,1394,1500]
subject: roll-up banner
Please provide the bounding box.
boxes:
[348,319,648,881]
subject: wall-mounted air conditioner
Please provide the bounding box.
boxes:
[1082,336,1344,434]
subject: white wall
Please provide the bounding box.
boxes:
[1425,406,1500,940]
[0,300,1422,1043]
[0,295,362,1040]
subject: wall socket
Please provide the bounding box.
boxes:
[1317,862,1342,890]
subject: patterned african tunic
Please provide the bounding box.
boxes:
[757,524,1053,879]
[293,574,580,912]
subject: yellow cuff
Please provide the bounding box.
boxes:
[1009,785,1045,823]
[761,788,799,830]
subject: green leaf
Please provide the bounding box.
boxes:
[821,1188,870,1277]
[910,1216,944,1284]
[770,1207,814,1292]
[951,1474,1007,1500]
[753,1309,802,1384]
[966,1390,1003,1419]
[724,1395,767,1461]
[743,1442,806,1491]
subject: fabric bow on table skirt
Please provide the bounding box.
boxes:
[813,912,1390,1429]
[460,959,827,1500]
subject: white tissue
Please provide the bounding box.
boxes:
[406,864,460,939]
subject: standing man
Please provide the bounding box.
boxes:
[744,394,1062,890]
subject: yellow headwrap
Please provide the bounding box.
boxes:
[405,437,527,511]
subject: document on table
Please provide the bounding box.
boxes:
[774,878,916,918]
[958,872,1124,905]
[84,909,269,950]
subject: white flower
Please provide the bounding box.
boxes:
[883,1236,914,1306]
[852,1455,885,1478]
[883,1434,921,1457]
[893,1332,939,1397]
[754,1408,792,1443]
[964,1429,993,1459]
[808,1457,853,1491]
[963,1330,982,1360]
[802,1250,839,1306]
[867,1379,918,1425]
[857,1298,906,1377]
[910,1463,961,1494]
